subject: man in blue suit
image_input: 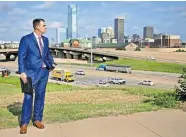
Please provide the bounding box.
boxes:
[18,18,55,134]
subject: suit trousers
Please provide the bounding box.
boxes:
[20,68,49,126]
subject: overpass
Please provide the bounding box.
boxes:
[0,48,119,61]
[0,49,18,60]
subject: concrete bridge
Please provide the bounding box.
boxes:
[0,49,18,60]
[0,48,119,62]
[50,47,118,62]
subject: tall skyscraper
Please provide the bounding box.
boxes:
[98,27,106,38]
[68,4,78,39]
[114,17,124,43]
[143,26,154,39]
[98,28,101,38]
[56,28,61,44]
[56,28,68,43]
[106,26,114,38]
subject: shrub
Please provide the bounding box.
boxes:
[135,47,141,51]
[116,47,126,50]
[175,67,186,100]
[175,49,186,52]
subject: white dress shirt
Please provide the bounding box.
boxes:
[33,32,46,67]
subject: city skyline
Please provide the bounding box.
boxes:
[0,1,186,41]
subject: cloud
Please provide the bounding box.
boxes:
[48,21,62,28]
[113,12,130,21]
[18,19,33,30]
[33,1,55,9]
[0,22,10,28]
[8,8,27,15]
[131,26,140,31]
[0,2,17,12]
[0,3,11,12]
[0,28,9,32]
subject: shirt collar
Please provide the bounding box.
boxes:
[33,32,42,39]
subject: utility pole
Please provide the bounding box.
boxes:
[161,35,162,48]
[90,40,93,66]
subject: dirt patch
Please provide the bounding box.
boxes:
[45,90,143,104]
[0,94,23,108]
[0,90,143,108]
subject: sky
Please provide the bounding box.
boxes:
[0,1,186,42]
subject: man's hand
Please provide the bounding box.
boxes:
[49,69,53,72]
[49,63,57,72]
[20,72,28,83]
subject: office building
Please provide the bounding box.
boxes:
[98,27,106,38]
[154,34,180,48]
[143,26,153,39]
[114,17,124,43]
[56,28,61,44]
[67,4,78,39]
[106,26,114,38]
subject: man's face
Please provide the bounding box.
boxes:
[37,21,47,34]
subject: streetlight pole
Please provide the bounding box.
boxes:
[90,40,93,66]
[161,35,162,48]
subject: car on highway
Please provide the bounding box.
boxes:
[0,68,8,72]
[0,68,11,77]
[139,80,154,86]
[109,78,126,84]
[148,56,156,61]
[75,70,85,75]
[97,80,110,87]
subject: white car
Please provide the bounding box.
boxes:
[140,80,154,86]
[75,70,85,75]
[0,68,7,72]
[109,78,126,84]
[148,56,156,60]
[97,81,110,87]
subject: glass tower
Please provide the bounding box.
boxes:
[68,4,78,39]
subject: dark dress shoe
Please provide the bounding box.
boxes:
[33,121,45,129]
[20,124,27,134]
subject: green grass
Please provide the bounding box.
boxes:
[46,83,80,92]
[58,58,185,73]
[0,77,179,129]
[43,103,156,123]
[0,76,21,87]
[105,58,186,73]
[0,76,79,95]
[123,86,177,108]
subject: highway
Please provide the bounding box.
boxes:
[52,64,178,89]
[0,60,179,90]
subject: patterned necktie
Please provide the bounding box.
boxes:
[38,37,43,55]
[38,37,45,68]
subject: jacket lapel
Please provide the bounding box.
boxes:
[42,36,47,56]
[31,32,42,57]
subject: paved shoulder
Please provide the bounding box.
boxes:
[127,109,186,137]
[0,109,185,137]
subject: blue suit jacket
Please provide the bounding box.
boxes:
[18,32,54,81]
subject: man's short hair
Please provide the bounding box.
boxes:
[33,18,45,29]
